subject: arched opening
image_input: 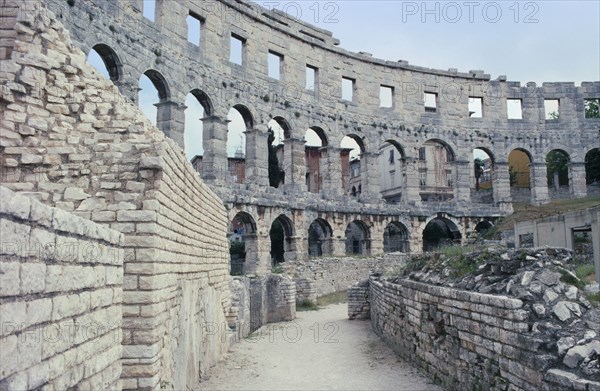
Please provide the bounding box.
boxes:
[138,70,170,126]
[546,149,570,199]
[270,215,294,267]
[229,212,257,276]
[508,148,532,203]
[184,89,213,161]
[474,220,494,235]
[267,118,288,188]
[472,148,494,203]
[419,139,455,202]
[585,148,600,192]
[423,217,461,252]
[227,105,253,183]
[87,44,122,81]
[345,220,370,255]
[308,218,333,257]
[379,140,405,203]
[341,135,364,196]
[305,127,328,193]
[383,221,409,253]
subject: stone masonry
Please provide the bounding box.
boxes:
[1,187,124,390]
[0,2,237,389]
[25,0,600,274]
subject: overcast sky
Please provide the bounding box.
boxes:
[257,0,599,85]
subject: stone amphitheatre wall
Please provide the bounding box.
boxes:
[39,0,600,207]
[1,187,123,390]
[1,2,234,389]
[28,0,599,272]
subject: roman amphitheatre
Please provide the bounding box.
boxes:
[0,0,599,390]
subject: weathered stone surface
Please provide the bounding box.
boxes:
[564,341,600,368]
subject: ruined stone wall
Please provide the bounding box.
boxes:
[368,277,600,391]
[0,187,123,390]
[283,253,407,302]
[0,2,233,388]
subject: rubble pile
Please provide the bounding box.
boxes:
[399,245,600,382]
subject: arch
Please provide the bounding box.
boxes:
[229,212,258,276]
[89,44,122,81]
[472,147,494,195]
[308,218,333,257]
[345,220,370,255]
[271,116,291,139]
[383,221,409,253]
[379,140,406,202]
[381,139,405,158]
[270,214,294,266]
[308,126,328,147]
[342,134,366,153]
[143,69,170,101]
[508,148,532,189]
[546,149,571,190]
[423,138,455,161]
[585,148,600,184]
[474,220,494,234]
[231,211,256,234]
[422,216,462,252]
[232,104,254,129]
[189,88,213,116]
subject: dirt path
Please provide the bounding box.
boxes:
[197,303,442,391]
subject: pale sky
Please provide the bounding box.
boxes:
[90,1,600,162]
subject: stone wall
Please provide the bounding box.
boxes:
[0,2,235,389]
[0,187,124,390]
[368,276,600,391]
[283,253,407,302]
[31,0,599,272]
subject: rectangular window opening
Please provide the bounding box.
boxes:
[380,85,393,108]
[468,97,483,118]
[143,0,156,21]
[187,12,203,46]
[507,98,523,119]
[342,77,355,101]
[389,149,394,164]
[418,147,426,161]
[306,65,317,91]
[268,51,283,80]
[584,98,600,119]
[544,99,560,120]
[424,92,437,112]
[230,34,245,65]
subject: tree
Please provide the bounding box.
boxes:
[585,99,599,118]
[585,148,600,184]
[546,150,569,187]
[267,128,285,188]
[474,158,484,191]
[509,166,518,186]
[548,111,560,120]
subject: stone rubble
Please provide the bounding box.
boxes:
[399,245,600,383]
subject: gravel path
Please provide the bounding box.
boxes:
[197,303,443,391]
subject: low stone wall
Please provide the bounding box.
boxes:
[367,276,600,391]
[283,253,407,303]
[0,187,124,390]
[347,280,370,320]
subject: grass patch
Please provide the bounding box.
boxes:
[559,270,584,289]
[316,291,347,306]
[586,291,600,306]
[576,264,596,282]
[271,265,284,274]
[296,299,319,311]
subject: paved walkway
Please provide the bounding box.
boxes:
[197,303,443,391]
